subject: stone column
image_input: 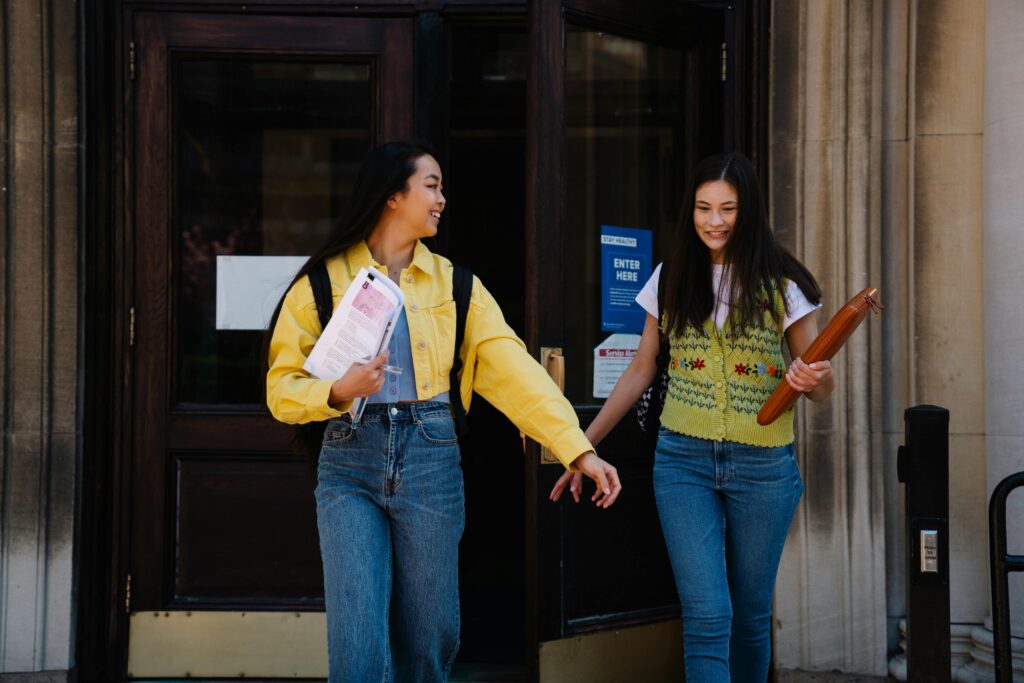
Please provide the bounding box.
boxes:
[976,0,1024,679]
[772,1,991,677]
[0,0,79,677]
[907,0,989,642]
[877,1,991,680]
[879,0,912,662]
[770,0,888,674]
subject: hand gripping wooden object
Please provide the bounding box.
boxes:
[757,287,883,426]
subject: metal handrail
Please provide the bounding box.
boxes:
[989,471,1024,682]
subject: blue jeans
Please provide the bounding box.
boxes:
[315,402,464,683]
[653,430,803,683]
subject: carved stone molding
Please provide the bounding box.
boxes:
[770,0,887,673]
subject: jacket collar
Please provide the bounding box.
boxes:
[347,240,435,276]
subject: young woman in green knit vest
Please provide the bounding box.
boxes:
[551,152,834,682]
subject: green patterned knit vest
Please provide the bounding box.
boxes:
[660,289,793,446]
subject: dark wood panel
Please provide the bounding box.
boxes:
[166,413,294,452]
[78,0,133,676]
[525,2,565,676]
[380,17,415,141]
[132,12,175,609]
[564,0,699,44]
[157,13,395,50]
[557,414,678,631]
[129,0,524,8]
[173,455,323,607]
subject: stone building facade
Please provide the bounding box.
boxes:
[0,0,1021,680]
[770,1,1022,679]
[0,0,79,675]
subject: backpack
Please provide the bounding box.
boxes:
[293,261,474,472]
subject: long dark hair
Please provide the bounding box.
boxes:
[261,141,435,468]
[662,152,821,337]
[264,140,436,344]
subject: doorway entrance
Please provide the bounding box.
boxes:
[444,20,529,673]
[82,2,763,680]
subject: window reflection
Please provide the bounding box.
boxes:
[564,28,686,403]
[175,59,371,407]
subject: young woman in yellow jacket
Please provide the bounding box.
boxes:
[266,141,620,683]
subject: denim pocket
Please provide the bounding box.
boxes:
[322,415,355,446]
[417,414,457,445]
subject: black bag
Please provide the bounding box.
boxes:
[635,269,669,432]
[293,261,474,471]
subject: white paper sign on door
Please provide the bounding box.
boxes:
[215,255,308,330]
[593,333,642,398]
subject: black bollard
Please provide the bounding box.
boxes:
[897,405,951,682]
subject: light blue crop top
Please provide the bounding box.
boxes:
[366,307,450,404]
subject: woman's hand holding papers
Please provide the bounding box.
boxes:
[328,351,389,406]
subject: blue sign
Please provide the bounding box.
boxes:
[600,225,652,333]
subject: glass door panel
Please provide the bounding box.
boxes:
[174,58,371,407]
[563,27,687,403]
[557,23,686,630]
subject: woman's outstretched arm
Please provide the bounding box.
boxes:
[550,313,662,502]
[460,277,622,507]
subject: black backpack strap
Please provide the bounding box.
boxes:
[450,264,473,437]
[295,261,334,477]
[309,261,334,331]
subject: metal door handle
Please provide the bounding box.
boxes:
[539,347,564,465]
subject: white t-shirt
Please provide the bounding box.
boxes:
[634,262,821,332]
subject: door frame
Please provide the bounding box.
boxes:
[129,8,413,612]
[79,1,766,679]
[80,4,422,679]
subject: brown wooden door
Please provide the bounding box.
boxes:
[129,11,413,616]
[524,1,750,679]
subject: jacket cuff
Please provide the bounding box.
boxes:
[549,430,595,471]
[310,378,349,420]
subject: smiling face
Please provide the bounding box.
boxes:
[389,154,446,240]
[693,179,738,264]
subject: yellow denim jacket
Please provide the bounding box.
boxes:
[266,240,592,469]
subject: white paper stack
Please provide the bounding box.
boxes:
[303,267,405,421]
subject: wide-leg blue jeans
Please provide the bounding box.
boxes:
[314,402,464,683]
[653,429,804,683]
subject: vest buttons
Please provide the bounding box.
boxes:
[410,303,419,312]
[716,381,723,388]
[422,381,431,390]
[418,340,428,349]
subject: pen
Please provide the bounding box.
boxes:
[357,357,402,375]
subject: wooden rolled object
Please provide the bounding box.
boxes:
[757,286,882,426]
